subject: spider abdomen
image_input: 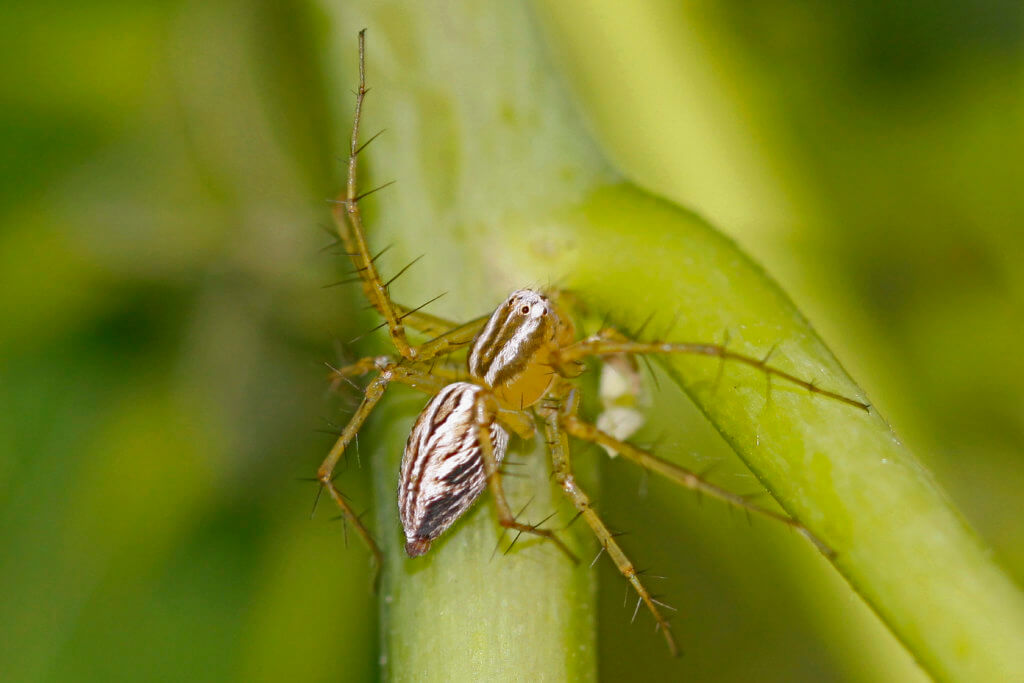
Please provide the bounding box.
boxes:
[398,382,509,557]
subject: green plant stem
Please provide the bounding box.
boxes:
[320,1,1024,681]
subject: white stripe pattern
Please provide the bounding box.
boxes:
[468,289,552,387]
[398,382,508,553]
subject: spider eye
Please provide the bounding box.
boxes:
[521,306,530,314]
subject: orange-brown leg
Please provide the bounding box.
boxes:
[332,31,490,360]
[558,328,869,412]
[538,384,679,656]
[317,371,392,572]
[471,391,578,563]
[317,359,465,570]
[557,385,833,557]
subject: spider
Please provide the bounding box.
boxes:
[316,30,868,657]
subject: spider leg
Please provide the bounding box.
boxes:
[317,360,462,579]
[558,328,869,412]
[330,30,421,359]
[333,32,491,360]
[343,297,490,365]
[560,411,834,558]
[412,313,491,362]
[392,302,457,338]
[539,382,679,656]
[326,354,467,391]
[326,313,491,395]
[317,370,400,573]
[495,408,536,441]
[324,356,386,394]
[471,391,578,563]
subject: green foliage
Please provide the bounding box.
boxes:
[1,0,1022,681]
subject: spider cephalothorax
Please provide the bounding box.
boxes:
[467,289,574,409]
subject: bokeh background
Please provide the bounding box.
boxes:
[1,1,1020,681]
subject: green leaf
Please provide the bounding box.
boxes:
[498,183,1024,681]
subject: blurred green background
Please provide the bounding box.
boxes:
[1,1,1020,681]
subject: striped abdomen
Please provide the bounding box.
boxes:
[399,382,508,557]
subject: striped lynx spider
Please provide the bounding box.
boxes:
[317,31,867,656]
